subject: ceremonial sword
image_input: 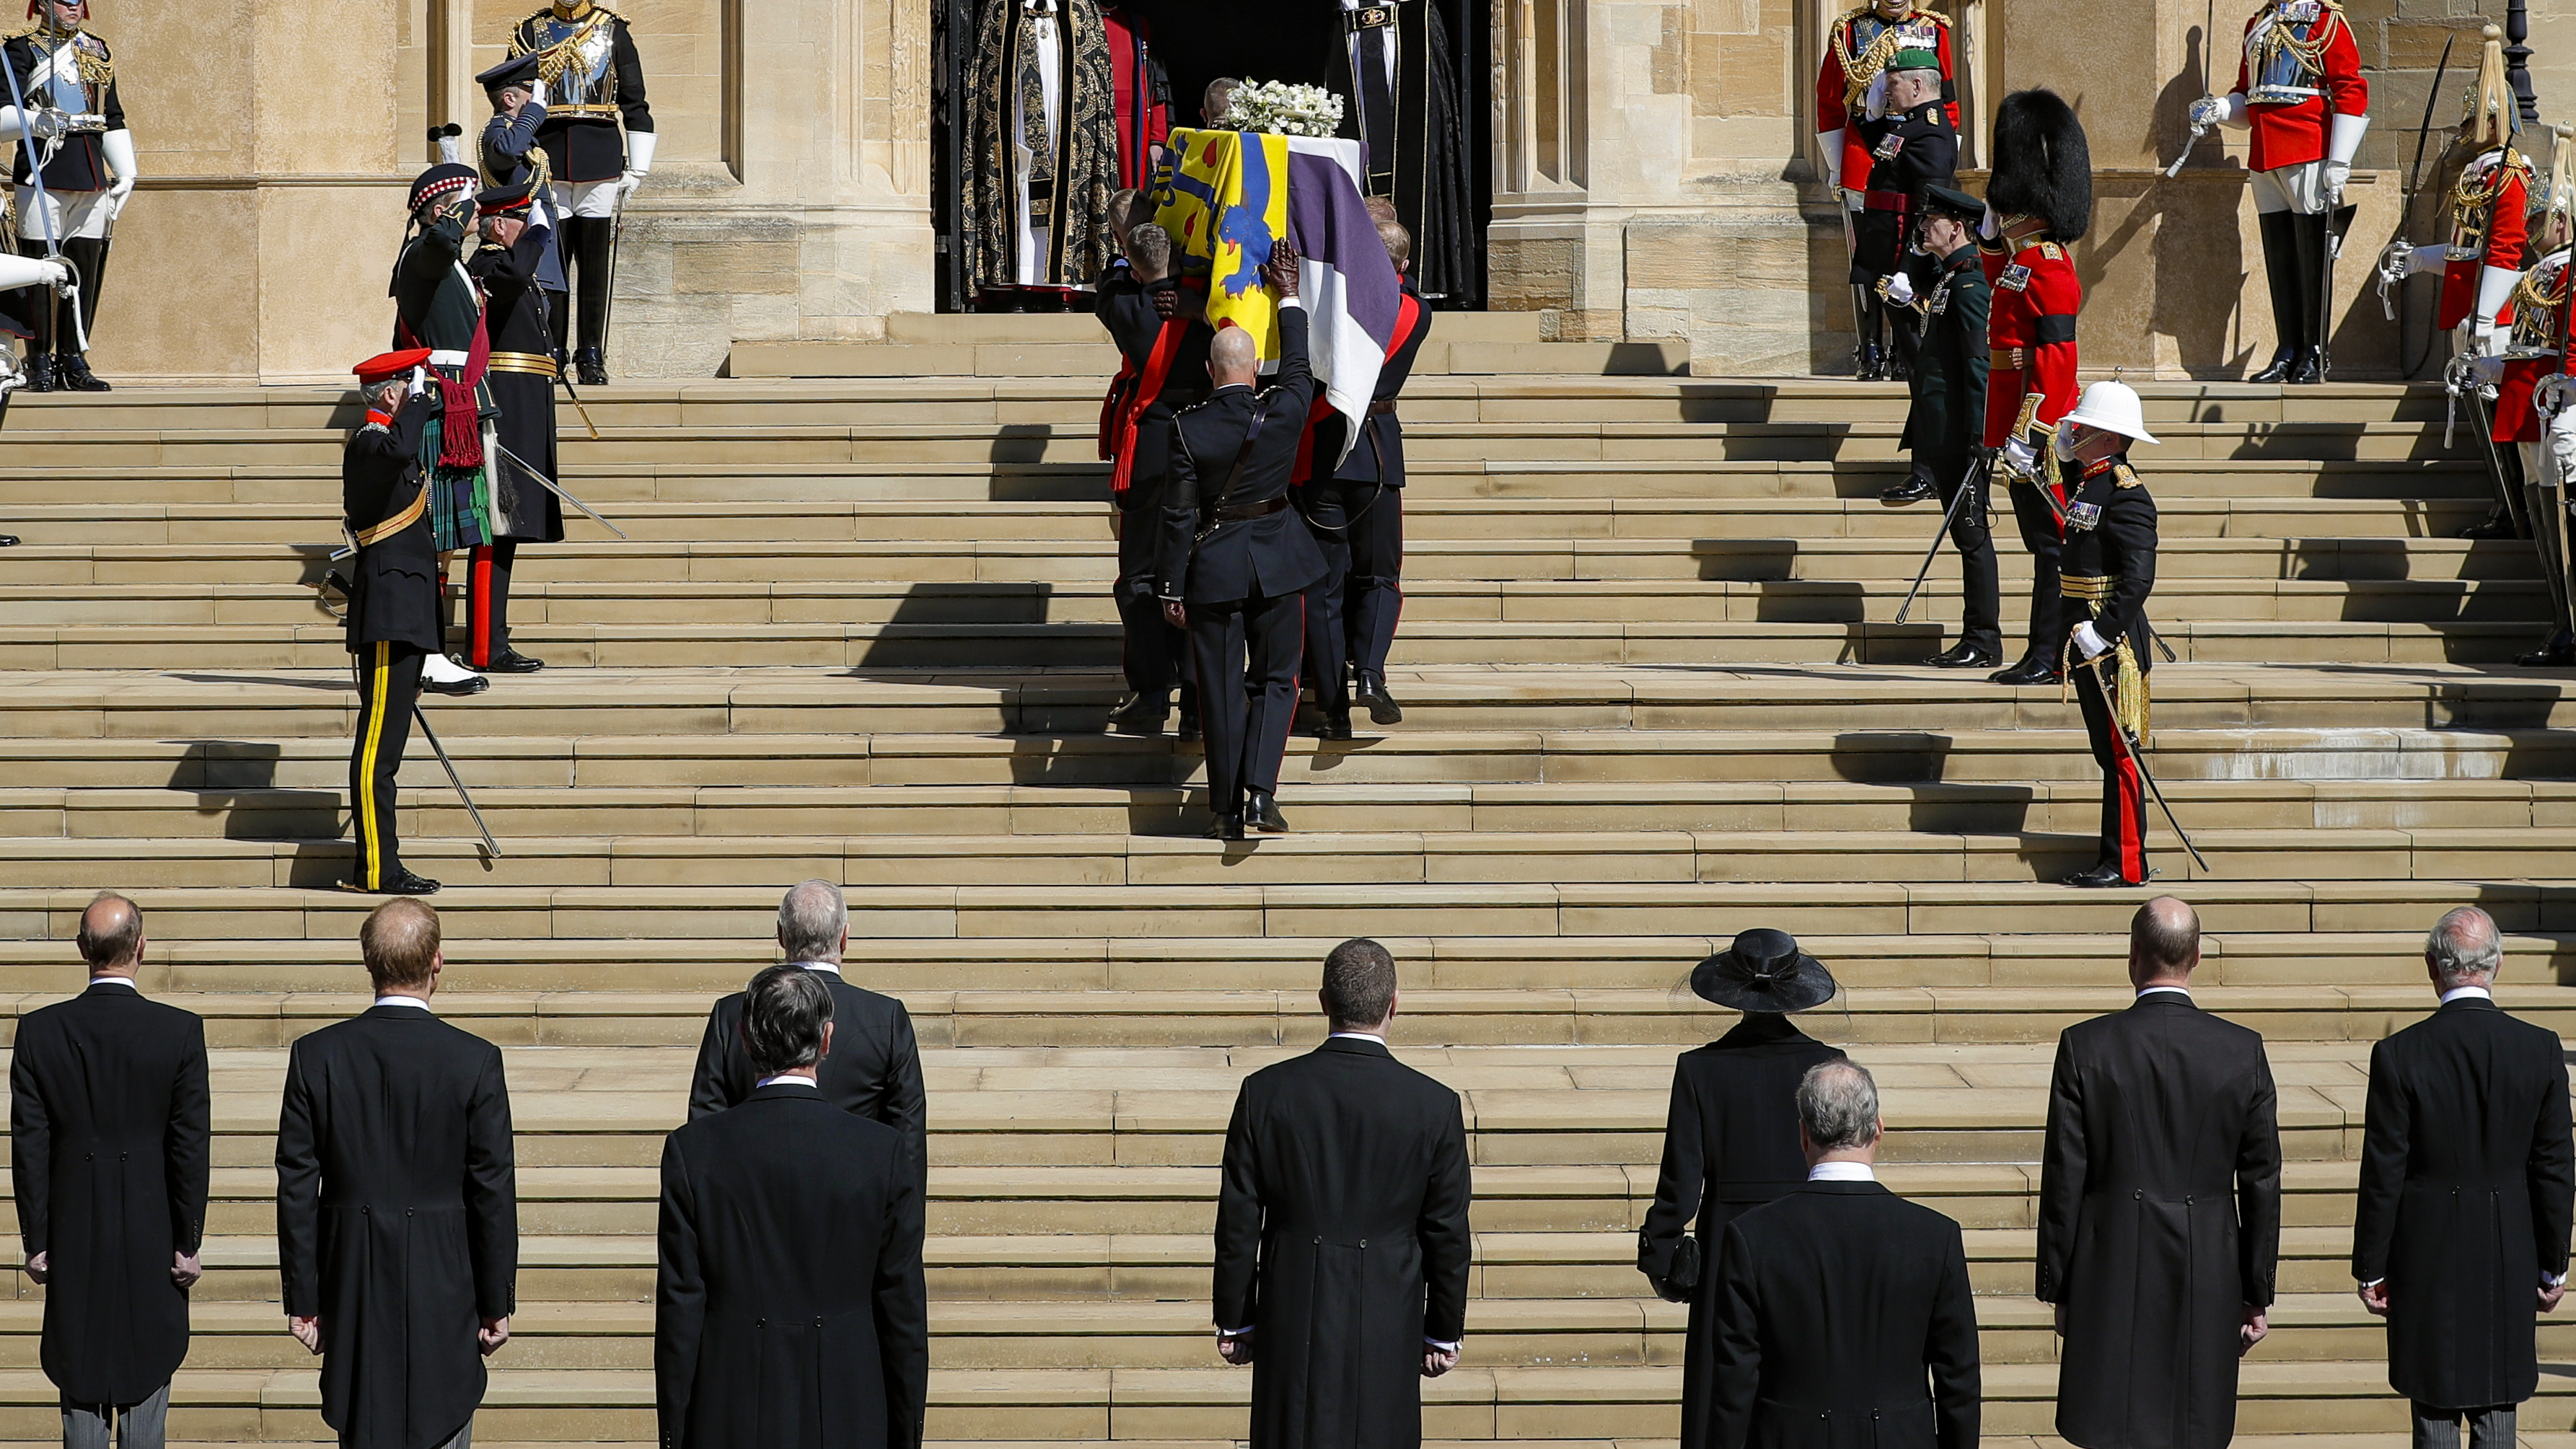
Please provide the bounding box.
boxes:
[1895,450,1991,626]
[2076,648,2212,873]
[410,702,502,858]
[2394,36,2458,372]
[491,435,629,539]
[2163,0,2221,177]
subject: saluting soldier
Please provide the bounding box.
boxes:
[1881,184,1997,669]
[1,0,135,392]
[507,0,653,384]
[463,179,562,675]
[1980,88,2091,687]
[1849,50,1955,382]
[2049,381,2161,889]
[1813,0,1954,379]
[391,160,500,695]
[476,51,568,300]
[1156,241,1326,840]
[341,350,475,899]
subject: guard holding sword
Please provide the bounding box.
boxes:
[506,0,653,386]
[2050,381,2163,889]
[1881,182,1998,668]
[1,0,131,392]
[2459,146,2576,666]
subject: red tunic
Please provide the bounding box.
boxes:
[1099,5,1171,193]
[2228,1,2368,172]
[2493,250,2570,446]
[1814,6,1956,192]
[2437,151,2532,332]
[1981,235,2083,449]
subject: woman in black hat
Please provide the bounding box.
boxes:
[1636,928,1845,1449]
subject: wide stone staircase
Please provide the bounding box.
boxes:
[1,311,2574,1445]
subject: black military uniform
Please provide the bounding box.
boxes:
[475,50,567,296]
[508,0,654,384]
[1156,299,1328,840]
[1850,60,1956,379]
[1302,269,1433,734]
[1096,263,1210,736]
[2056,444,2158,889]
[340,353,449,897]
[463,180,563,674]
[1889,184,1997,666]
[392,162,500,565]
[2,1,130,392]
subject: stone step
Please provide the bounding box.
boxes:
[722,338,1692,379]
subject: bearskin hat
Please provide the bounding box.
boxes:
[1987,88,2092,242]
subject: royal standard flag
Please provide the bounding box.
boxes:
[1154,128,1296,358]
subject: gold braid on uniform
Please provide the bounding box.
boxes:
[511,6,620,96]
[1,19,111,88]
[2060,637,2153,746]
[2512,253,2571,322]
[2245,0,2345,84]
[1831,4,1950,107]
[2449,148,2533,240]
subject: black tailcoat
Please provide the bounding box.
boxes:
[342,392,444,655]
[2036,992,2282,1449]
[9,983,210,1406]
[1636,1015,1846,1449]
[276,1005,519,1449]
[467,222,566,543]
[656,1084,929,1449]
[2352,995,2576,1410]
[1213,1036,1474,1449]
[684,966,928,1189]
[1710,1179,1981,1449]
[509,8,654,183]
[1156,303,1329,607]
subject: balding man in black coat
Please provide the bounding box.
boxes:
[2036,897,2281,1449]
[2354,906,2575,1449]
[12,892,209,1449]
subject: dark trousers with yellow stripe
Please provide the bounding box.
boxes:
[350,641,424,890]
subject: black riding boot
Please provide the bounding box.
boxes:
[53,236,108,390]
[2290,211,2330,384]
[2247,211,2305,383]
[573,214,613,384]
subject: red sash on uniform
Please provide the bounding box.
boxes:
[1292,291,1427,484]
[1108,316,1189,494]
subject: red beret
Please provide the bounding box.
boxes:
[353,348,435,386]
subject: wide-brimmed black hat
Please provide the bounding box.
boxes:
[1689,928,1837,1013]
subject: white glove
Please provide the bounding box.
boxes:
[2322,159,2352,207]
[2378,241,2413,281]
[1882,270,1917,306]
[531,79,549,108]
[2187,95,2228,128]
[1862,71,1890,121]
[2052,418,2080,462]
[2464,353,2507,389]
[2476,264,2520,332]
[0,252,69,291]
[408,364,431,398]
[615,129,654,205]
[2213,92,2251,129]
[2072,620,2110,661]
[100,128,136,220]
[2001,433,2039,476]
[1816,128,1844,185]
[1979,201,2001,242]
[2537,374,2576,418]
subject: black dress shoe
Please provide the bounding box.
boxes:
[421,672,490,697]
[54,354,109,392]
[1246,791,1290,834]
[1176,710,1200,743]
[2289,349,2326,385]
[1989,656,2062,687]
[0,534,17,547]
[1205,812,1244,840]
[2063,861,2142,889]
[23,355,56,393]
[343,868,441,896]
[1107,691,1171,735]
[1927,640,2001,669]
[2246,347,2299,384]
[485,649,545,674]
[1855,343,1886,382]
[2519,630,2576,668]
[2459,507,2519,540]
[575,348,609,387]
[1879,476,1937,506]
[1316,710,1354,741]
[1355,672,1403,726]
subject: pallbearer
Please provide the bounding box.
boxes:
[2191,0,2369,382]
[1881,184,1997,668]
[463,180,562,674]
[2049,382,2160,889]
[506,0,653,383]
[1814,0,1953,378]
[1,0,135,392]
[1979,89,2089,687]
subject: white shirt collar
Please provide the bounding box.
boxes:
[755,1074,820,1089]
[374,995,433,1011]
[2137,985,2192,1000]
[795,961,841,976]
[87,977,136,990]
[2440,984,2494,1005]
[1328,1030,1386,1044]
[1808,1161,1876,1183]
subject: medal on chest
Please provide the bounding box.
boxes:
[2065,499,2103,531]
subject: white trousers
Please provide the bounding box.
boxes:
[550,178,620,220]
[13,185,108,241]
[2250,162,2332,216]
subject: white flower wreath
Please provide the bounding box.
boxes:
[1223,79,1346,138]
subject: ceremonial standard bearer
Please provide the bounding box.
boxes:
[2355,907,2575,1449]
[277,899,518,1449]
[1156,242,1328,839]
[1979,89,2090,687]
[12,893,208,1449]
[2036,897,2282,1449]
[1707,1060,1980,1449]
[1213,940,1474,1449]
[1,0,133,392]
[1814,0,1953,378]
[1638,930,1845,1449]
[1301,216,1432,736]
[1097,216,1208,738]
[1848,51,1955,380]
[462,179,563,674]
[687,881,927,1192]
[340,349,476,899]
[2049,381,2160,889]
[2192,0,2369,382]
[656,965,930,1449]
[1881,184,1997,667]
[507,0,652,383]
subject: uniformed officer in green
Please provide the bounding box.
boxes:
[1880,182,1998,666]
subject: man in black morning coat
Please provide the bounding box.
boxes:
[1708,1058,1980,1449]
[685,881,926,1189]
[2036,897,2282,1449]
[1156,239,1329,839]
[656,963,928,1449]
[12,892,208,1449]
[2353,906,2575,1449]
[1213,938,1474,1449]
[277,899,518,1449]
[1636,929,1845,1449]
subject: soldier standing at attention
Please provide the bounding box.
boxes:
[1,0,133,392]
[507,0,652,384]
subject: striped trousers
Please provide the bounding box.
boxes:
[349,641,424,890]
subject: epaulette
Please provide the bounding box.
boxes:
[2038,241,2065,261]
[1174,395,1218,417]
[2113,462,2145,488]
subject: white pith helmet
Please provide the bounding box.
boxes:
[2060,380,2159,446]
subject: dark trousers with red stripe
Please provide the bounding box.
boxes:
[465,539,518,668]
[349,642,423,890]
[1190,586,1304,816]
[2071,632,2148,884]
[1301,480,1406,710]
[1115,486,1184,699]
[2006,476,2065,664]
